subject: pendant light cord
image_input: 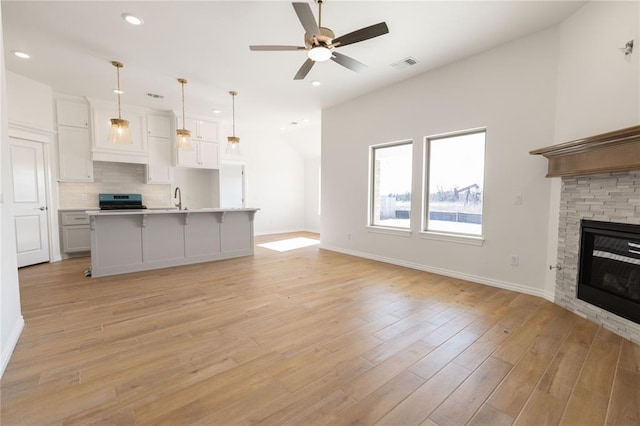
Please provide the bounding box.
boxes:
[116,65,122,119]
[181,81,186,128]
[232,93,236,137]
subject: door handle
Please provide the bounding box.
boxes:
[38,206,47,211]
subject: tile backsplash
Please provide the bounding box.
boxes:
[58,162,172,208]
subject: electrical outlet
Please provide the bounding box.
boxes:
[510,255,520,266]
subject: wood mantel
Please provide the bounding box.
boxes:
[530,125,640,177]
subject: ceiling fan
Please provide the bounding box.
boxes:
[249,0,389,80]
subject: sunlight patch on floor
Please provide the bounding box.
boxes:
[258,237,320,252]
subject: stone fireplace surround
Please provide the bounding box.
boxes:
[531,125,640,343]
[556,171,640,344]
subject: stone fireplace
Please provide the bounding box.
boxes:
[556,172,640,343]
[532,125,640,344]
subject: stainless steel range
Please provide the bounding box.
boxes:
[99,193,147,210]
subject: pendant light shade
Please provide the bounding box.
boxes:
[108,61,132,144]
[176,78,193,150]
[225,91,240,155]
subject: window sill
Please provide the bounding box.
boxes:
[366,226,412,237]
[419,231,484,246]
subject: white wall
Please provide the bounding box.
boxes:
[6,71,53,131]
[219,122,306,235]
[554,1,640,143]
[305,156,321,233]
[544,0,640,299]
[0,6,25,377]
[322,28,560,299]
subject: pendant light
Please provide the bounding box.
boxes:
[107,61,132,144]
[176,78,193,150]
[226,91,240,155]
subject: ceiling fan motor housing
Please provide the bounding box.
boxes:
[305,27,335,49]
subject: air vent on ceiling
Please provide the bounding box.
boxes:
[390,56,419,70]
[146,92,164,99]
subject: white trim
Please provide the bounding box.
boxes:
[320,244,554,302]
[419,231,484,246]
[8,124,53,143]
[366,225,412,237]
[0,316,24,378]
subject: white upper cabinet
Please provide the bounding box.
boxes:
[145,114,173,184]
[175,117,220,169]
[56,98,93,182]
[198,120,218,142]
[147,114,172,138]
[91,102,148,164]
[58,126,93,182]
[56,99,89,128]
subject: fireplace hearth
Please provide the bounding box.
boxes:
[578,220,640,324]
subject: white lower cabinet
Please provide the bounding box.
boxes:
[60,211,91,255]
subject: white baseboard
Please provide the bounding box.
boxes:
[320,244,555,302]
[1,316,24,378]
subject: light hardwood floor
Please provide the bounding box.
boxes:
[2,232,640,425]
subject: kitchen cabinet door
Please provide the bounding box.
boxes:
[147,115,171,138]
[147,136,173,184]
[176,142,199,168]
[198,141,220,169]
[198,120,219,142]
[58,126,93,181]
[57,100,89,128]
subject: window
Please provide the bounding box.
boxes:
[370,141,413,229]
[425,129,485,236]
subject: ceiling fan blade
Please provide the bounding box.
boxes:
[294,58,315,80]
[292,2,319,37]
[331,52,367,73]
[250,45,306,51]
[333,22,389,48]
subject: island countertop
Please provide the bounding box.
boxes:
[86,207,259,216]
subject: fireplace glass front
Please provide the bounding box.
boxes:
[578,220,640,324]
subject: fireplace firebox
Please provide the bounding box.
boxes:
[578,220,640,324]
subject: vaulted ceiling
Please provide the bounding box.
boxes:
[2,1,585,140]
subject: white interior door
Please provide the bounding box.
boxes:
[220,163,245,208]
[9,137,50,267]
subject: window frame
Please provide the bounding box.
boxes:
[368,139,414,231]
[422,127,486,242]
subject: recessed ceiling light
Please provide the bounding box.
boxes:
[13,51,30,59]
[280,127,286,131]
[311,80,321,87]
[212,109,221,114]
[122,13,144,26]
[113,89,124,94]
[303,118,310,123]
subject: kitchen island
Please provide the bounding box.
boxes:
[87,208,259,278]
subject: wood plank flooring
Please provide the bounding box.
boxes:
[2,232,639,425]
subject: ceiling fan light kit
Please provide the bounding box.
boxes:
[107,61,133,144]
[308,46,332,62]
[249,0,389,80]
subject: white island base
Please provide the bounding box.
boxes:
[87,208,259,278]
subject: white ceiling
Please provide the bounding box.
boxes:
[2,1,585,138]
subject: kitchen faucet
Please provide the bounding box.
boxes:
[174,187,182,210]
